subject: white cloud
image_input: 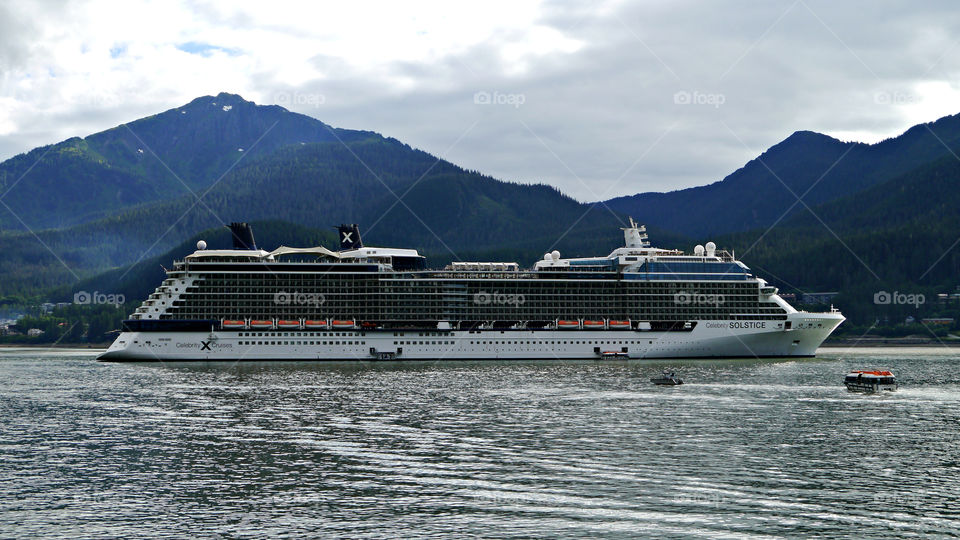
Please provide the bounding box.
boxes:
[1,0,960,201]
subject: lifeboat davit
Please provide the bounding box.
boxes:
[304,320,328,329]
[583,320,606,330]
[608,320,631,330]
[249,319,274,329]
[277,320,301,329]
[331,319,356,329]
[557,320,580,330]
[222,319,246,329]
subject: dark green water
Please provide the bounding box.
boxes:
[1,347,958,538]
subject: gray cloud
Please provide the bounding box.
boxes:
[3,0,960,201]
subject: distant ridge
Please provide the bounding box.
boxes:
[604,113,960,237]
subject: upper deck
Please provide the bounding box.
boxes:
[177,219,752,282]
[130,220,797,323]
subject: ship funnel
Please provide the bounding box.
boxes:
[228,222,257,250]
[337,224,363,250]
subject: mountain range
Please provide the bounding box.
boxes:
[604,114,960,238]
[2,92,959,327]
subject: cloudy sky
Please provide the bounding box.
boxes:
[2,0,960,201]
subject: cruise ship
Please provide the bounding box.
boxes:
[98,221,844,361]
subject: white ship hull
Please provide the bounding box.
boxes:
[99,312,843,362]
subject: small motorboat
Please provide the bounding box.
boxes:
[650,372,683,385]
[844,370,897,393]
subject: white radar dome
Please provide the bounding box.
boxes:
[544,253,552,261]
[196,240,207,250]
[551,250,561,261]
[694,245,705,256]
[705,241,716,256]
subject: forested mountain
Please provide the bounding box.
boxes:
[0,134,641,295]
[715,149,960,325]
[604,113,960,238]
[0,93,372,230]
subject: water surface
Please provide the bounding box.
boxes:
[2,347,958,538]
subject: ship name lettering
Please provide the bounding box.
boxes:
[730,321,766,329]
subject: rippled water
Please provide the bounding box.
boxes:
[2,347,959,538]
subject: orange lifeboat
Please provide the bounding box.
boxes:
[304,320,328,329]
[557,320,580,330]
[249,319,274,329]
[583,320,605,330]
[222,319,246,329]
[608,320,631,330]
[277,319,301,329]
[331,319,356,329]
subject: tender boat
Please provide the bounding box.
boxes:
[651,371,683,385]
[844,370,897,392]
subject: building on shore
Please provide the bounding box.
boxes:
[921,318,955,326]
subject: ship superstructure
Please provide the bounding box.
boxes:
[99,220,844,361]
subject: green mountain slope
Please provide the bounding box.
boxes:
[0,92,372,230]
[605,114,960,238]
[716,150,960,325]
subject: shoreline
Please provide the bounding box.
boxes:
[823,338,960,347]
[0,343,109,349]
